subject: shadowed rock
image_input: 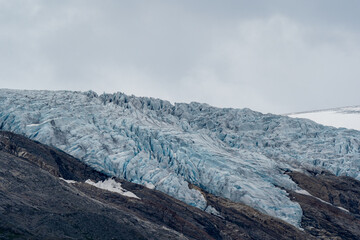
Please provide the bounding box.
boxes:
[286,170,360,239]
[0,131,314,239]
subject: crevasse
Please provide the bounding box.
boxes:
[1,89,360,227]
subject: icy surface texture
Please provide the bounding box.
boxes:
[1,89,360,227]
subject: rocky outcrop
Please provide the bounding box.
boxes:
[0,133,184,239]
[189,184,314,240]
[288,171,360,217]
[286,170,360,239]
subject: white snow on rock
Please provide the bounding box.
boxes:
[288,106,360,131]
[59,177,77,184]
[1,89,360,227]
[205,205,223,218]
[85,178,140,199]
[144,182,156,190]
[337,206,350,213]
[294,189,312,196]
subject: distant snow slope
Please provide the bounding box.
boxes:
[1,89,360,227]
[288,106,360,131]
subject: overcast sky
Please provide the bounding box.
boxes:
[1,0,359,113]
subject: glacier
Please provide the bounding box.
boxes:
[1,89,360,227]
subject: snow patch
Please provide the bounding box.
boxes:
[59,178,77,184]
[205,205,223,218]
[144,182,155,190]
[337,206,350,213]
[85,178,140,199]
[294,189,312,196]
[289,106,360,131]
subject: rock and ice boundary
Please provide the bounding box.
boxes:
[1,89,359,227]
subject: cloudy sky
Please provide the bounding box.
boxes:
[0,0,359,113]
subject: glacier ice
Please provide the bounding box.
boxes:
[1,89,360,227]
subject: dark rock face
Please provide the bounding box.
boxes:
[0,131,107,182]
[0,138,182,239]
[188,184,314,240]
[288,171,360,217]
[0,131,358,239]
[0,131,312,240]
[286,171,360,239]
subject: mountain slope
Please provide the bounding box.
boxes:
[288,106,360,131]
[0,131,319,240]
[0,89,360,227]
[0,133,184,239]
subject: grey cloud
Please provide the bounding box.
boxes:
[0,0,359,113]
